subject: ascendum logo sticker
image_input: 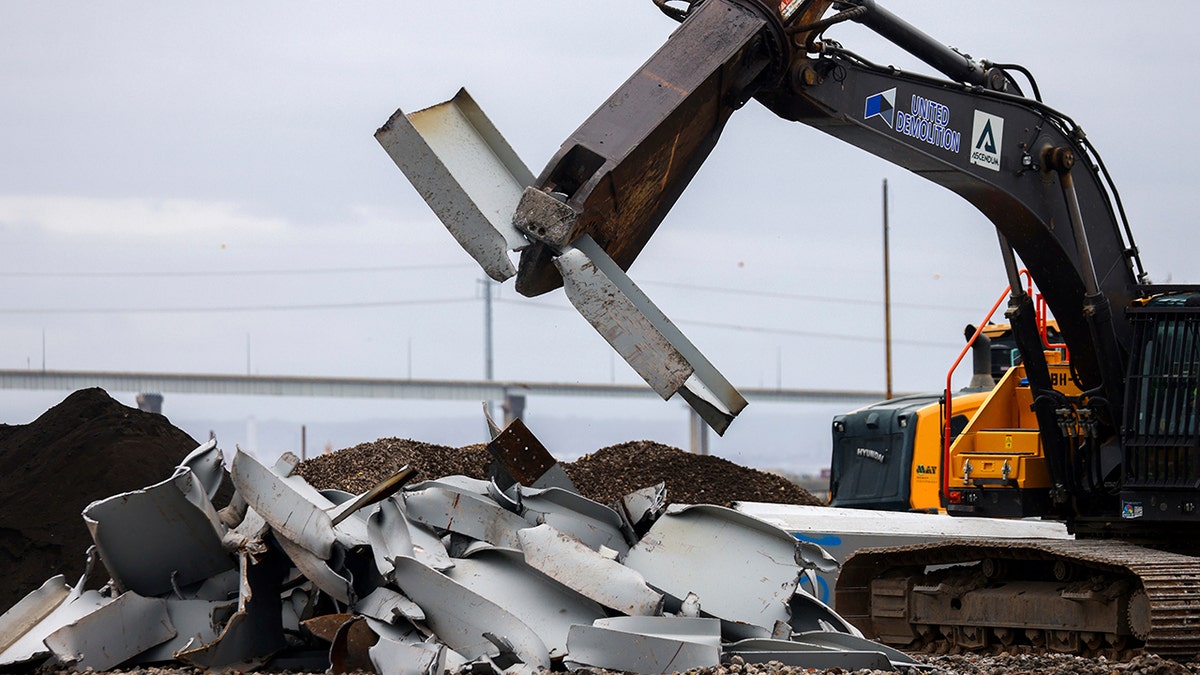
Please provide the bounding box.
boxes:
[864,88,896,128]
[970,110,1004,171]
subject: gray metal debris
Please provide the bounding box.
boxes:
[565,617,723,673]
[0,432,911,674]
[554,235,747,434]
[518,524,663,616]
[374,88,533,283]
[379,91,747,434]
[83,464,232,596]
[43,592,174,671]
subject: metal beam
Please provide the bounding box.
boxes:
[0,370,891,406]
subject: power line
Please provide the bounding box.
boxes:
[0,262,475,279]
[637,279,985,313]
[493,297,959,348]
[0,297,478,315]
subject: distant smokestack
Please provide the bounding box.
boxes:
[965,325,995,390]
[136,393,164,414]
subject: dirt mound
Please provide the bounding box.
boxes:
[0,388,200,609]
[295,437,824,508]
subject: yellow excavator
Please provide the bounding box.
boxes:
[831,292,1069,515]
[388,0,1200,657]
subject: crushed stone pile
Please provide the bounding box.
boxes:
[295,438,823,508]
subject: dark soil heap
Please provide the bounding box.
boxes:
[295,437,823,508]
[0,388,200,609]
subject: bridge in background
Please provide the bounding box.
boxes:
[0,369,891,453]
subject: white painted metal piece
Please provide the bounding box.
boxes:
[175,551,287,670]
[367,631,443,675]
[355,586,425,624]
[0,586,109,667]
[133,598,236,664]
[624,504,807,633]
[791,630,923,668]
[445,548,605,659]
[403,485,528,550]
[274,534,354,605]
[230,448,336,559]
[375,88,533,282]
[179,439,224,501]
[83,465,233,596]
[519,486,629,555]
[554,235,747,433]
[733,502,1072,607]
[565,617,721,673]
[44,592,176,670]
[787,591,859,635]
[390,555,549,669]
[724,637,892,671]
[518,524,662,616]
[0,575,71,659]
[367,497,415,577]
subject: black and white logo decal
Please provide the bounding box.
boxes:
[970,110,1004,171]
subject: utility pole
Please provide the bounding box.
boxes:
[883,179,893,399]
[481,277,495,419]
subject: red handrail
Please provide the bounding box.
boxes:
[940,270,1041,505]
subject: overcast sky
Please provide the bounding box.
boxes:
[2,2,1196,467]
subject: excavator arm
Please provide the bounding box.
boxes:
[510,0,1155,519]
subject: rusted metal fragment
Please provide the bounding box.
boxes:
[176,549,288,670]
[403,484,528,550]
[330,615,379,675]
[231,448,336,559]
[565,617,722,673]
[519,486,629,555]
[554,235,746,434]
[518,524,662,616]
[486,418,575,491]
[319,488,374,549]
[390,555,549,669]
[513,0,784,296]
[624,504,813,635]
[179,439,225,501]
[330,465,417,526]
[375,88,533,282]
[44,592,175,671]
[445,548,605,659]
[83,465,233,596]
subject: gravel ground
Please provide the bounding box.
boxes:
[25,652,1200,674]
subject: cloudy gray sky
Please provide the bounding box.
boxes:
[2,2,1196,469]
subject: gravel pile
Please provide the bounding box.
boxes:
[295,437,824,508]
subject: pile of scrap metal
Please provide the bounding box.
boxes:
[0,434,922,674]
